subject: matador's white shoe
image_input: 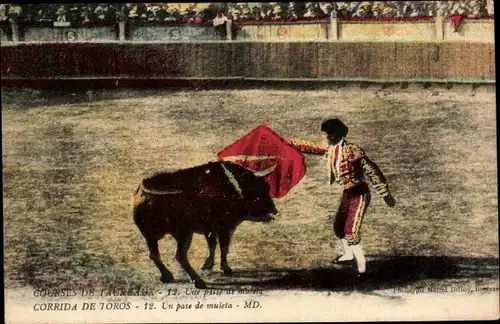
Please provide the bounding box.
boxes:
[351,244,366,274]
[333,239,354,263]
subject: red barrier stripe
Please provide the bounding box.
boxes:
[233,17,330,24]
[131,20,208,26]
[341,16,435,22]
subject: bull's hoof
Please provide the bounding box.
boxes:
[221,267,233,276]
[201,260,214,270]
[160,273,174,283]
[194,280,207,289]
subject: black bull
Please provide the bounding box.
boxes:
[132,161,278,289]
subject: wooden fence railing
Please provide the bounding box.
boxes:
[1,42,495,82]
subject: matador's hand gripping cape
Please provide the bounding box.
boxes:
[217,125,307,198]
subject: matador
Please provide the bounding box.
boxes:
[288,118,396,275]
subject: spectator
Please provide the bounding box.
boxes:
[128,7,138,20]
[347,2,361,16]
[66,5,80,23]
[213,10,228,25]
[240,6,252,20]
[155,5,167,21]
[303,3,318,18]
[229,3,241,20]
[136,3,147,20]
[120,3,132,19]
[196,4,216,23]
[7,4,22,20]
[288,2,299,19]
[0,2,493,25]
[184,4,197,22]
[420,1,434,16]
[382,4,398,18]
[213,10,227,39]
[85,4,97,21]
[476,0,490,17]
[165,5,179,22]
[145,4,156,21]
[0,4,6,22]
[336,2,350,19]
[353,2,373,18]
[319,2,333,16]
[38,5,55,22]
[56,6,66,22]
[272,5,283,20]
[251,5,262,20]
[312,2,328,17]
[94,4,105,20]
[372,2,384,18]
[409,2,423,17]
[258,3,271,19]
[230,8,241,21]
[292,1,307,18]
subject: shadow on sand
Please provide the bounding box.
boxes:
[205,256,499,292]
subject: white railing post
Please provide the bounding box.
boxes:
[435,9,444,41]
[487,0,494,16]
[329,10,338,41]
[119,21,126,41]
[10,20,19,41]
[226,19,232,40]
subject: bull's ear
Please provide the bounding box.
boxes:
[254,164,277,177]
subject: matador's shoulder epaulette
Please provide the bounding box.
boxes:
[344,142,366,161]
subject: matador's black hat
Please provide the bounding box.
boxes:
[321,118,349,137]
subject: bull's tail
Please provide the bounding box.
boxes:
[132,185,145,211]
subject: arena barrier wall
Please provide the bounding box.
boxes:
[2,18,494,42]
[442,19,495,42]
[23,26,117,42]
[338,20,436,41]
[128,23,220,41]
[1,41,495,89]
[234,19,330,41]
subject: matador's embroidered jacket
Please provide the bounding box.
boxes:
[288,138,391,198]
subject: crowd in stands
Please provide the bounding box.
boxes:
[0,3,218,25]
[0,2,492,25]
[227,1,490,20]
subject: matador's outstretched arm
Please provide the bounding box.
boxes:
[287,138,328,155]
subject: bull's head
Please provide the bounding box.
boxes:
[241,164,278,223]
[220,161,278,223]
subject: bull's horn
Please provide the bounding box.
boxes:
[141,185,183,195]
[254,164,277,177]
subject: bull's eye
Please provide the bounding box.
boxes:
[206,169,210,174]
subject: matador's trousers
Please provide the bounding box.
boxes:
[334,182,371,245]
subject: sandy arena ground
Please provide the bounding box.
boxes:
[2,86,498,295]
